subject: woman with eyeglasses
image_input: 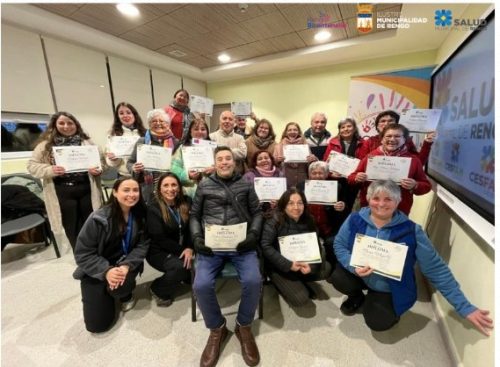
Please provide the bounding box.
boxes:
[127,109,179,203]
[260,188,331,306]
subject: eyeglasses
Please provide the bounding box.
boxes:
[384,134,403,139]
[151,120,168,126]
[287,201,304,207]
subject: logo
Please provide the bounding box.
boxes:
[480,145,494,174]
[307,11,347,29]
[357,4,373,33]
[435,9,452,27]
[451,143,460,162]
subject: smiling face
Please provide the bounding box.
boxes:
[285,193,304,222]
[149,113,171,136]
[190,122,208,140]
[215,149,235,178]
[256,122,270,139]
[236,116,247,129]
[160,176,180,205]
[255,151,272,170]
[368,189,398,222]
[219,111,235,134]
[382,127,405,152]
[311,115,327,134]
[118,105,135,128]
[286,124,300,139]
[174,90,189,107]
[309,167,327,180]
[55,115,77,137]
[113,179,140,210]
[339,121,355,141]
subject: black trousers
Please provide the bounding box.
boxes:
[146,251,190,300]
[330,265,400,331]
[80,271,137,333]
[54,182,93,249]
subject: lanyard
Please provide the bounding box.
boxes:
[122,212,134,255]
[167,206,183,246]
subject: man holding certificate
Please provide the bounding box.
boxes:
[348,124,431,215]
[190,146,263,367]
[331,180,493,336]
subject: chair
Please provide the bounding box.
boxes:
[100,167,118,201]
[190,261,264,322]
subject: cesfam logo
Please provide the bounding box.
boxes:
[435,9,453,26]
[435,9,487,30]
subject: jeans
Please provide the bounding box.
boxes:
[193,251,262,329]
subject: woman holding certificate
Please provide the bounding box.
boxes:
[245,118,277,169]
[27,111,104,250]
[171,118,215,198]
[146,173,192,307]
[260,188,331,306]
[331,180,493,335]
[73,177,149,333]
[105,102,146,177]
[347,124,431,215]
[164,89,194,140]
[127,109,179,204]
[274,122,317,189]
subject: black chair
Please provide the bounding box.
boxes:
[100,167,118,201]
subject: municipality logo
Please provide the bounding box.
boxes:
[480,146,494,174]
[435,9,452,27]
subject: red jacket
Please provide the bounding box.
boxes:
[164,105,184,140]
[323,137,367,161]
[362,135,433,166]
[347,147,431,215]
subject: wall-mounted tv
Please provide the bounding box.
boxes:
[428,11,494,225]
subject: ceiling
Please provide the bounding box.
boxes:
[34,3,401,69]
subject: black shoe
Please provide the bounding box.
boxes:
[150,287,173,307]
[340,294,364,316]
[305,283,317,300]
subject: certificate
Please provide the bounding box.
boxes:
[254,177,287,202]
[205,222,247,251]
[52,145,101,173]
[366,156,411,182]
[182,145,215,171]
[304,180,338,205]
[190,95,214,116]
[192,138,218,149]
[231,101,252,116]
[328,151,360,177]
[283,144,309,163]
[136,144,172,171]
[108,135,140,157]
[350,234,408,281]
[399,109,442,133]
[278,232,321,264]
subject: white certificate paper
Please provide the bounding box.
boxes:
[182,145,215,171]
[283,144,309,163]
[231,101,252,116]
[108,135,140,157]
[205,222,247,251]
[52,145,101,173]
[399,109,442,133]
[366,156,411,182]
[190,95,214,116]
[136,144,172,171]
[254,177,287,202]
[350,234,408,281]
[278,232,321,264]
[304,180,338,205]
[328,151,360,177]
[192,138,218,149]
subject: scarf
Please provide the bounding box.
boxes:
[250,134,274,149]
[281,136,305,145]
[171,100,189,113]
[255,166,277,177]
[341,136,358,157]
[304,128,331,145]
[381,144,408,156]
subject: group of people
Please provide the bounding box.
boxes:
[26,90,493,367]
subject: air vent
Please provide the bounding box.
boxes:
[168,50,187,57]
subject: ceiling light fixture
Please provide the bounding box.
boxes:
[239,4,248,13]
[116,3,140,17]
[314,30,332,42]
[218,54,231,63]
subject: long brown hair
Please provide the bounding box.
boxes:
[154,173,190,224]
[110,102,146,136]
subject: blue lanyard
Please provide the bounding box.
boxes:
[167,206,183,245]
[122,212,134,255]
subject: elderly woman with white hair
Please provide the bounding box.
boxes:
[127,109,179,203]
[331,180,493,335]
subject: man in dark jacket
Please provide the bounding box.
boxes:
[190,146,263,367]
[304,112,332,160]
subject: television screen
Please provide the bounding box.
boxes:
[428,13,494,224]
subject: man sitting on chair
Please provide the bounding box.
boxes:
[190,146,263,367]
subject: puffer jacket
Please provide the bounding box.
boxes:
[190,173,263,239]
[73,206,149,281]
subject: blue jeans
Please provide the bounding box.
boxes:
[193,251,262,329]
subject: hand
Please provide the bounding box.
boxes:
[269,200,278,209]
[334,201,345,212]
[354,266,373,277]
[298,262,311,274]
[236,231,259,253]
[329,171,342,178]
[306,154,318,163]
[250,112,258,121]
[203,166,215,175]
[466,309,494,336]
[117,264,130,286]
[188,170,201,180]
[400,178,417,190]
[290,261,302,272]
[355,172,368,183]
[193,237,213,256]
[424,131,437,143]
[180,248,193,269]
[106,267,126,290]
[133,162,144,173]
[106,152,118,161]
[275,155,285,164]
[88,167,102,176]
[52,165,66,176]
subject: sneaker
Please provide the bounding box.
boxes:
[121,295,137,312]
[340,294,364,316]
[150,287,173,307]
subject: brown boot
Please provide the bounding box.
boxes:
[235,323,260,366]
[200,322,229,367]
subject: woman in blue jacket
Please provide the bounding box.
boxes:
[332,180,493,335]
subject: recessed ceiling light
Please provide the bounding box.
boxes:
[314,30,331,42]
[116,3,139,17]
[218,54,231,63]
